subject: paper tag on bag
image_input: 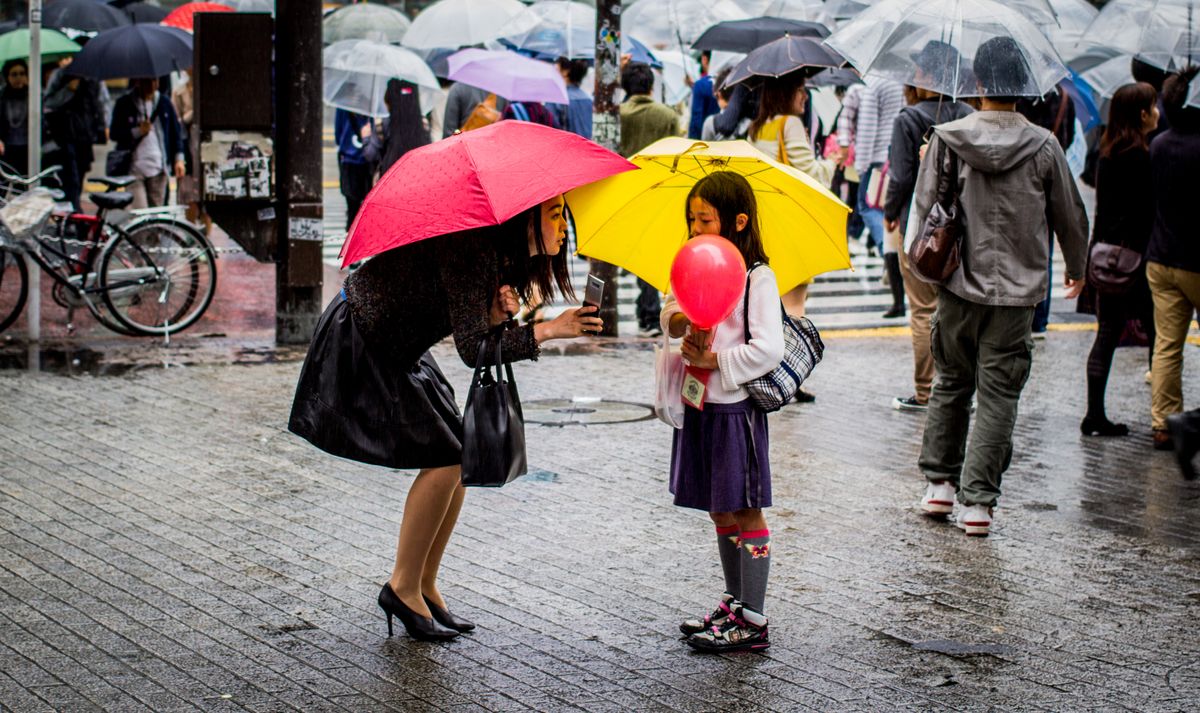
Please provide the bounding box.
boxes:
[681,365,711,410]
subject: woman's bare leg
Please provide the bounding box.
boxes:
[781,284,809,317]
[388,465,461,617]
[421,483,466,610]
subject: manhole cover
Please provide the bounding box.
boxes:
[523,398,655,426]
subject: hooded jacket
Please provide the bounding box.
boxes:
[912,111,1088,307]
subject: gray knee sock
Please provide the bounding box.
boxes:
[715,524,740,599]
[739,529,771,615]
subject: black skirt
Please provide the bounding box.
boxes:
[288,296,464,469]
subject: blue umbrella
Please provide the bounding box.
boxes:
[65,24,192,79]
[1063,71,1101,132]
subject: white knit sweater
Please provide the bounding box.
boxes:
[660,265,786,404]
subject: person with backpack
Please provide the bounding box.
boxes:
[914,37,1088,537]
[882,41,974,412]
[663,171,784,653]
[442,81,507,138]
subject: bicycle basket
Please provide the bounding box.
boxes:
[0,188,56,243]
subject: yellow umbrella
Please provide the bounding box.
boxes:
[568,138,851,294]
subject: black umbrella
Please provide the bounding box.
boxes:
[123,2,170,24]
[66,24,191,79]
[43,0,131,35]
[723,35,844,89]
[807,66,863,88]
[692,16,829,53]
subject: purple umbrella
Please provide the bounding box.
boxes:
[446,48,568,104]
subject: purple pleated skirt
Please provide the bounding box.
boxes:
[670,399,772,513]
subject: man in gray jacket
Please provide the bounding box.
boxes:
[915,37,1088,536]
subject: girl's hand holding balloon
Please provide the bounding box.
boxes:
[681,327,718,369]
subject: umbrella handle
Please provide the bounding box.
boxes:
[671,142,710,172]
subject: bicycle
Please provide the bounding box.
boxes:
[0,169,218,338]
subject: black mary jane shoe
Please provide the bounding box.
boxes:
[1080,416,1129,437]
[378,584,459,641]
[424,596,476,633]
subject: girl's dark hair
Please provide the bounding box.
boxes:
[381,79,430,171]
[749,74,805,141]
[685,171,768,267]
[489,202,574,304]
[1101,82,1158,158]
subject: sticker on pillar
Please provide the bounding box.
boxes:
[289,217,322,242]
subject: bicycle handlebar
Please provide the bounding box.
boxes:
[0,165,62,186]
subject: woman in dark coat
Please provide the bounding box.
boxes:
[289,196,601,641]
[0,59,30,176]
[364,79,430,176]
[1081,82,1160,437]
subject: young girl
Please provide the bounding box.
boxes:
[661,171,785,652]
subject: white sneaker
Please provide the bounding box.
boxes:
[1145,370,1152,384]
[955,504,993,536]
[921,481,956,516]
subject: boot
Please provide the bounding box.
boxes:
[881,253,906,319]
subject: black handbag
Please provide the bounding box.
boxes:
[460,325,527,487]
[1087,241,1143,294]
[105,149,133,177]
[908,140,965,284]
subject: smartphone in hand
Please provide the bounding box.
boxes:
[582,274,605,334]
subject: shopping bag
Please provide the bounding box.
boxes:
[654,332,685,428]
[461,325,527,487]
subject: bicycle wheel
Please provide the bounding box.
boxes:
[99,219,217,335]
[0,246,27,334]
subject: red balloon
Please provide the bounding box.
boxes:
[670,235,747,329]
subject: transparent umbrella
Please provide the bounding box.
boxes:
[498,1,594,59]
[824,0,1069,99]
[1079,53,1142,98]
[1188,77,1199,109]
[322,3,411,45]
[323,39,440,117]
[621,0,750,50]
[225,0,274,12]
[403,0,538,50]
[1037,0,1098,51]
[730,0,827,22]
[1075,0,1199,71]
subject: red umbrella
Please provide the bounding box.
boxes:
[340,121,637,267]
[161,2,234,32]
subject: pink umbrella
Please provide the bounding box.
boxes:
[446,48,569,104]
[341,121,636,267]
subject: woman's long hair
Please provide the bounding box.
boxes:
[489,204,574,304]
[749,74,805,141]
[685,171,769,267]
[1100,82,1157,158]
[381,79,430,172]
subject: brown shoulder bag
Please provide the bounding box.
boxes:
[907,139,965,284]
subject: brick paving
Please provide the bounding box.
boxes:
[1,330,1199,712]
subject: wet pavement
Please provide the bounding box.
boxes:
[1,327,1199,712]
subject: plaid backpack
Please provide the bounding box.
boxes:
[742,264,825,412]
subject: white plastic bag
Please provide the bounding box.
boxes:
[654,332,686,429]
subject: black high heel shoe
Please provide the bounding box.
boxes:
[424,596,476,633]
[1080,416,1129,437]
[377,584,459,641]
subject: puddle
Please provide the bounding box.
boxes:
[522,469,559,483]
[523,398,655,426]
[911,639,1014,657]
[0,340,306,376]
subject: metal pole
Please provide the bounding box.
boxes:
[590,0,621,336]
[26,0,41,343]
